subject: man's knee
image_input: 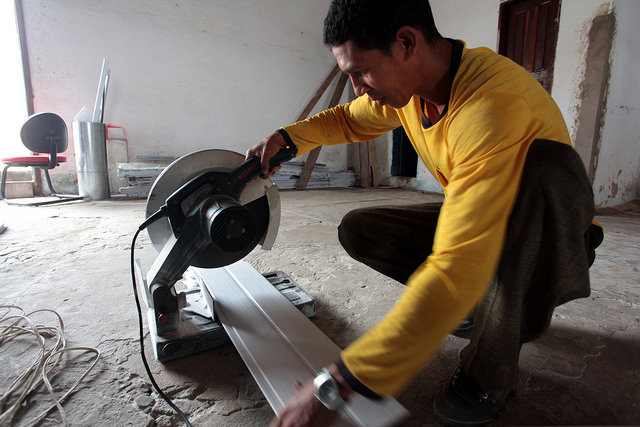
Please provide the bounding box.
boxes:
[338,208,362,233]
[524,139,591,189]
[338,208,369,252]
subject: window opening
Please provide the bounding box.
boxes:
[1,0,31,159]
[391,127,418,178]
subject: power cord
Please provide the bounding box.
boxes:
[130,208,193,427]
[0,306,100,426]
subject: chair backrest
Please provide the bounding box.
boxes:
[20,112,68,155]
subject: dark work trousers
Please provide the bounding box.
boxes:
[337,139,602,393]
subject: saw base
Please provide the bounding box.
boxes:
[147,288,228,363]
[140,264,316,363]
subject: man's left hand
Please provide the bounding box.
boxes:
[269,380,339,427]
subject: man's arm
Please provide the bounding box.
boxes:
[246,96,401,175]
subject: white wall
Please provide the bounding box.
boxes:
[23,0,639,205]
[431,0,501,50]
[22,0,344,188]
[1,2,30,157]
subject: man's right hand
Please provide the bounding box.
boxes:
[246,132,288,178]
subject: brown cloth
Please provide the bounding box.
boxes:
[338,139,602,393]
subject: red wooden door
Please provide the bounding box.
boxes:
[498,0,560,93]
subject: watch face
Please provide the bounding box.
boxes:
[318,381,339,401]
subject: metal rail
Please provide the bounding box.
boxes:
[193,261,409,427]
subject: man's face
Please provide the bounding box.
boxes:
[332,40,413,109]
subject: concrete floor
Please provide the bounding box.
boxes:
[1,188,639,426]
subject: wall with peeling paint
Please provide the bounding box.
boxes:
[554,0,640,207]
[589,1,640,206]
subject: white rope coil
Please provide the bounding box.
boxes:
[0,305,101,426]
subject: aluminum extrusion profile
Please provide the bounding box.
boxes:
[193,261,409,427]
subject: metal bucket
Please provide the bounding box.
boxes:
[72,121,110,200]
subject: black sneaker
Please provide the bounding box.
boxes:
[452,317,473,339]
[433,364,509,427]
[452,310,475,339]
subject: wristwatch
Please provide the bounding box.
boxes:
[313,368,345,411]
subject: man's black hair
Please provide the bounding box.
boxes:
[323,0,442,54]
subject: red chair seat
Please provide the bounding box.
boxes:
[2,154,67,164]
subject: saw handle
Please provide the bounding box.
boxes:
[222,144,298,199]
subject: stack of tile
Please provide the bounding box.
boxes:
[270,162,359,189]
[116,163,169,197]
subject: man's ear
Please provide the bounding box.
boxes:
[395,25,420,59]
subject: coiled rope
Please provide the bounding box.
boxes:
[0,305,100,426]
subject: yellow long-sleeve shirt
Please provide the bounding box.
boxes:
[282,41,571,396]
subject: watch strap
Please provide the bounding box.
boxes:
[335,357,381,399]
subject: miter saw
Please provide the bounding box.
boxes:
[134,145,312,362]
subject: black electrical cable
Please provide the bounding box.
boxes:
[130,211,192,427]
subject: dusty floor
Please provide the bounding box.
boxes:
[1,188,639,427]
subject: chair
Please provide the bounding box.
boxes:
[1,112,83,206]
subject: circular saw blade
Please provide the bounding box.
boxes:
[145,149,279,267]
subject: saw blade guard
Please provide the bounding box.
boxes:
[145,149,284,268]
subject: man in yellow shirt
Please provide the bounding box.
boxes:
[248,1,603,426]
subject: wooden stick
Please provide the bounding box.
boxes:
[295,64,340,122]
[359,142,371,188]
[295,72,349,190]
[368,140,379,188]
